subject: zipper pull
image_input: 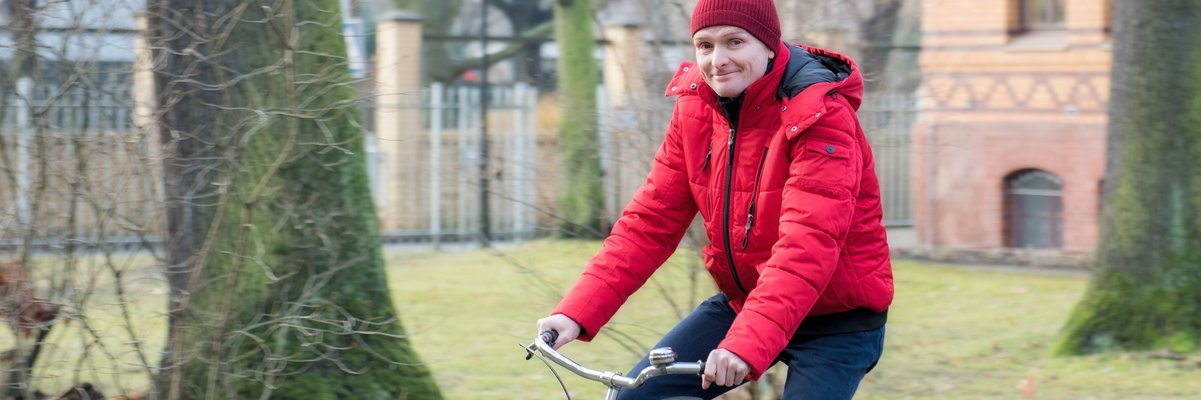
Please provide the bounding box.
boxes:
[728,128,735,145]
[741,203,756,249]
[702,144,712,171]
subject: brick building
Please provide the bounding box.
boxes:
[913,0,1114,254]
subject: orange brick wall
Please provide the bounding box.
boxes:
[915,0,1113,252]
[922,0,1012,32]
[922,0,1012,47]
[1067,0,1112,44]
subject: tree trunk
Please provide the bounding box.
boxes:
[397,0,462,83]
[151,1,443,398]
[3,0,40,79]
[1055,0,1201,355]
[553,0,605,238]
[857,0,902,92]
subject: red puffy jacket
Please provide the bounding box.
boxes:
[553,42,894,379]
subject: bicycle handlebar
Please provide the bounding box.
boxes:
[527,330,705,390]
[540,330,559,347]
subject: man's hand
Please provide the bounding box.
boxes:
[536,314,581,349]
[701,348,750,389]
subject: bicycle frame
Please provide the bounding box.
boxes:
[526,334,705,400]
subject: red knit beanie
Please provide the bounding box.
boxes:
[690,0,782,47]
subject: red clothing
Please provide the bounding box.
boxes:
[552,42,894,379]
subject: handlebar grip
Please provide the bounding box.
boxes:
[525,330,560,361]
[539,330,559,345]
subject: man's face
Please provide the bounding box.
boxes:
[693,25,776,98]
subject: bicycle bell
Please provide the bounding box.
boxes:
[648,347,678,367]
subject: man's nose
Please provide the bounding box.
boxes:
[711,47,729,68]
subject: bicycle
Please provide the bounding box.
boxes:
[524,330,706,400]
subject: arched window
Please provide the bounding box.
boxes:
[1004,169,1063,248]
[1021,0,1065,31]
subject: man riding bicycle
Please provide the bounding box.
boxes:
[537,0,894,398]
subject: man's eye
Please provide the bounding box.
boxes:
[730,39,743,46]
[697,43,713,50]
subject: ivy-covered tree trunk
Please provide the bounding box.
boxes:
[553,0,605,237]
[1054,0,1201,355]
[151,1,442,398]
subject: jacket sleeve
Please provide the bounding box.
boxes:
[551,100,699,341]
[718,102,864,379]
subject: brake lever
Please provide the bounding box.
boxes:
[524,342,537,360]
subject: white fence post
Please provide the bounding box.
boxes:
[491,86,502,237]
[525,86,539,239]
[509,84,518,236]
[596,84,618,228]
[509,84,521,239]
[467,86,482,238]
[430,82,444,247]
[513,82,529,239]
[365,129,383,212]
[15,77,33,230]
[499,85,512,237]
[457,86,471,239]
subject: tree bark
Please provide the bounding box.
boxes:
[1055,0,1201,355]
[151,1,443,398]
[3,0,40,79]
[553,0,605,238]
[858,0,902,92]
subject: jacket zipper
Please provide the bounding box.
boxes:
[741,146,769,250]
[702,143,712,171]
[722,127,749,294]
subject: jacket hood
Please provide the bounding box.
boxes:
[777,44,860,109]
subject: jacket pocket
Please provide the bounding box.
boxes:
[797,140,855,195]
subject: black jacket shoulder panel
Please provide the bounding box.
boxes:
[777,44,851,99]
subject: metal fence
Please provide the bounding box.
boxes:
[859,92,915,226]
[0,77,161,249]
[1,79,910,249]
[373,82,540,243]
[2,79,547,249]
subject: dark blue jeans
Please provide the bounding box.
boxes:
[615,293,884,400]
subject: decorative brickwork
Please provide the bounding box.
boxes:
[923,71,1108,114]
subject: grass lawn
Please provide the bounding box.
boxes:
[386,239,1201,400]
